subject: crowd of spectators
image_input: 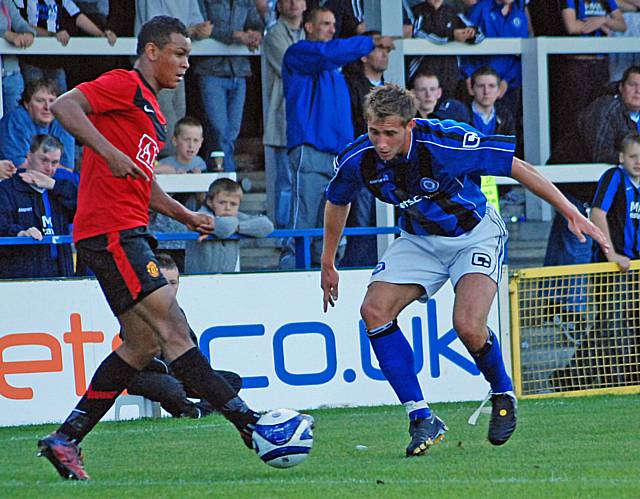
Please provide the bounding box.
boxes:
[1,0,640,278]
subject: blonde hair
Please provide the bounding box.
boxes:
[364,83,417,126]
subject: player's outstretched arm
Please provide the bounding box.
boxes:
[321,201,350,312]
[510,157,609,254]
[150,179,214,240]
[50,90,149,181]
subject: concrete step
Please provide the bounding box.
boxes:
[505,220,550,269]
[505,221,552,241]
[238,171,266,192]
[239,237,280,249]
[240,246,280,271]
[240,192,267,214]
[235,137,265,173]
[507,240,547,269]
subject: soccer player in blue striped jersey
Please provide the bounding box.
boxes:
[321,83,609,456]
[591,133,640,270]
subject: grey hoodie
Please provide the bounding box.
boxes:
[185,204,273,273]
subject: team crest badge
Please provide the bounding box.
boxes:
[420,177,439,193]
[136,133,159,172]
[462,131,480,148]
[147,261,160,278]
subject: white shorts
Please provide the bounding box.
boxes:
[369,205,508,302]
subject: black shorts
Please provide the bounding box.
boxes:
[77,227,167,316]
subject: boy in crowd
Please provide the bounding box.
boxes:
[412,72,469,122]
[467,66,515,137]
[125,253,242,418]
[186,178,274,273]
[591,133,640,269]
[156,116,206,174]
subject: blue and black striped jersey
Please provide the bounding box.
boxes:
[326,118,516,237]
[592,166,640,260]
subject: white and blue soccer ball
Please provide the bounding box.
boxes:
[251,408,314,468]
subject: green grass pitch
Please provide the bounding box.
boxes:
[1,394,638,498]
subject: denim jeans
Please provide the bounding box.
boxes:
[20,63,67,94]
[544,191,592,314]
[2,71,24,115]
[544,192,592,267]
[279,145,345,268]
[265,145,291,228]
[198,75,246,172]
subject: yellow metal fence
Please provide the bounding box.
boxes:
[509,261,640,399]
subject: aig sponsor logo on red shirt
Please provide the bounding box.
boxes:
[136,133,159,173]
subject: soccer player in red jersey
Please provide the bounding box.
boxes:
[37,16,260,481]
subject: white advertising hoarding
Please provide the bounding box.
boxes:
[0,270,506,427]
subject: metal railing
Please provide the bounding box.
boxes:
[0,226,401,271]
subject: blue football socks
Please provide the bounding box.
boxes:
[368,321,431,420]
[471,329,513,393]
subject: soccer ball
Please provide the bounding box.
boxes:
[251,408,314,468]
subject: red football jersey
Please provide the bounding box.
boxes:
[73,69,167,242]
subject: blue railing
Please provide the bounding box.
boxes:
[0,227,400,270]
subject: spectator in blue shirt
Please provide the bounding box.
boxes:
[408,0,480,98]
[0,134,77,279]
[280,6,383,267]
[460,0,532,93]
[459,0,532,146]
[0,78,76,171]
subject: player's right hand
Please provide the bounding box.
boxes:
[106,149,149,181]
[321,264,340,313]
[186,212,215,242]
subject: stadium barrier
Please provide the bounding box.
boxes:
[0,226,400,270]
[509,261,640,399]
[0,267,507,426]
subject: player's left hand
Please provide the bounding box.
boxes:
[567,210,609,254]
[187,212,214,242]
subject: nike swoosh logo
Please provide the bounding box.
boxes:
[144,105,154,113]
